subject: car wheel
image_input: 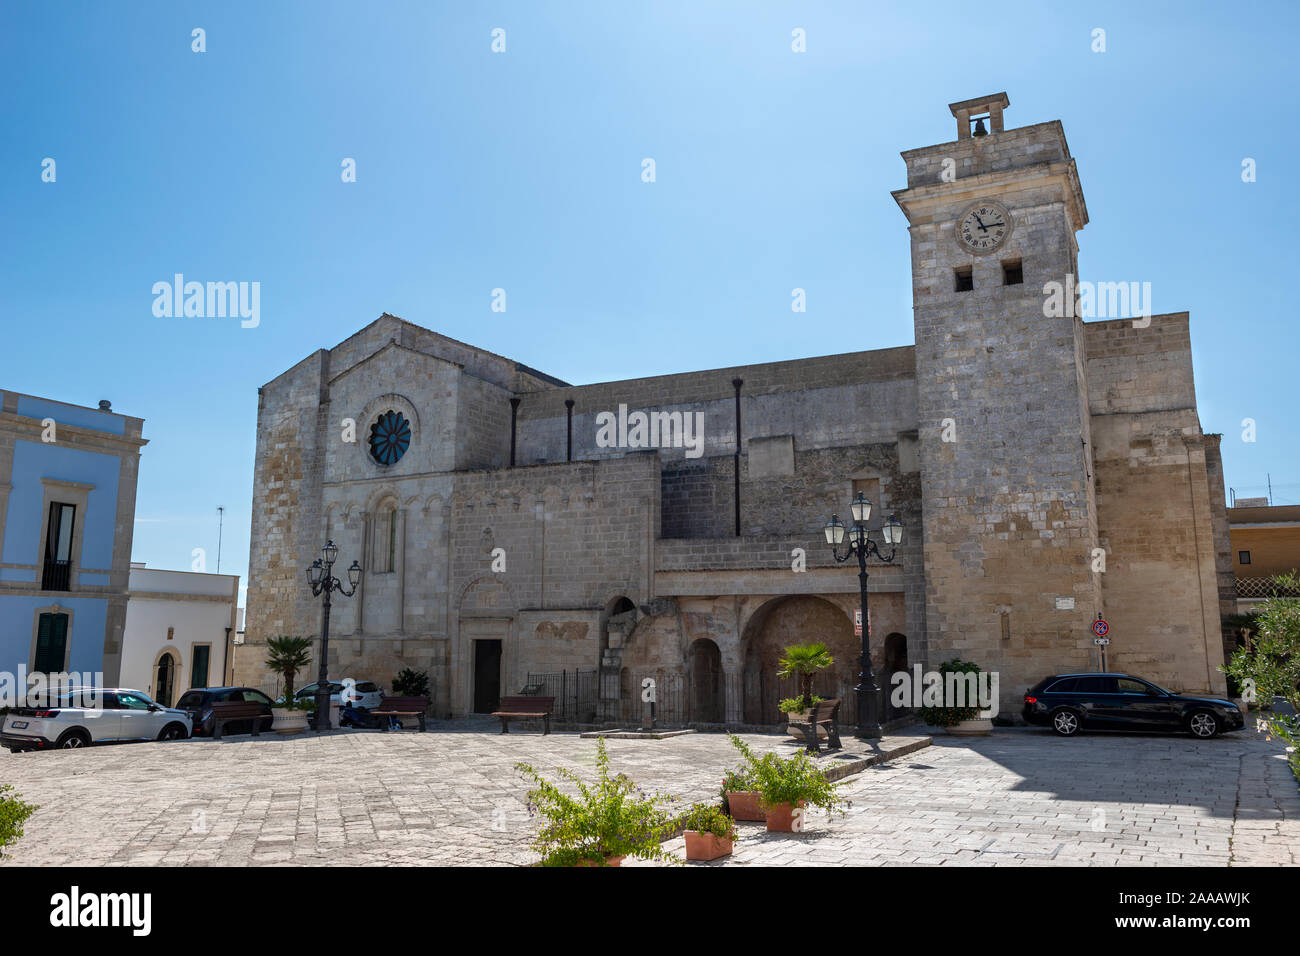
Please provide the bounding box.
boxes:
[55,729,90,750]
[1050,708,1082,737]
[1187,710,1220,739]
[157,723,189,741]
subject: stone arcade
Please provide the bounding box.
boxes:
[239,94,1234,722]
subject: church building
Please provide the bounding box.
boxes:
[239,94,1234,722]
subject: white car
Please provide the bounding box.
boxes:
[1,688,192,753]
[295,679,383,709]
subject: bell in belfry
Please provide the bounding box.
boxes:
[972,116,988,136]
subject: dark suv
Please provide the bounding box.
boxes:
[176,687,276,737]
[1023,673,1244,738]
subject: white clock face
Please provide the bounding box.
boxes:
[957,201,1012,254]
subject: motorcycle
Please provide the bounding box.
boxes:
[338,703,402,730]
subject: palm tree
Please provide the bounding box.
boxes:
[264,635,313,700]
[777,642,835,710]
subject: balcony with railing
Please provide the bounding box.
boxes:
[42,558,72,591]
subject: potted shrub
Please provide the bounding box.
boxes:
[720,736,764,821]
[270,693,312,734]
[265,635,315,731]
[779,695,827,741]
[730,734,845,833]
[919,658,993,736]
[391,667,430,698]
[515,738,679,866]
[776,643,834,722]
[678,803,735,862]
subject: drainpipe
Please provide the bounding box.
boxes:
[565,399,574,462]
[509,398,521,467]
[222,627,231,685]
[732,378,743,536]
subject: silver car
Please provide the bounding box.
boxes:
[1,688,192,752]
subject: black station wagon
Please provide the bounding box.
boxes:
[1023,673,1244,739]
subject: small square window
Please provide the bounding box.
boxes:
[1238,550,1251,565]
[954,267,973,292]
[1002,259,1023,285]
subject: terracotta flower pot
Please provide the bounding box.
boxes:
[725,791,764,822]
[575,855,625,867]
[764,800,807,833]
[684,831,734,861]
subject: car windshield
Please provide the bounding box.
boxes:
[176,692,205,708]
[1142,680,1171,695]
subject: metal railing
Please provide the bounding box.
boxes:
[42,559,71,591]
[1236,577,1300,598]
[522,669,598,723]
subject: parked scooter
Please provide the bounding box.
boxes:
[339,703,402,730]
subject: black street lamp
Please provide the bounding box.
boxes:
[824,493,903,741]
[306,540,362,732]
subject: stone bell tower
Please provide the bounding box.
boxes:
[892,93,1102,709]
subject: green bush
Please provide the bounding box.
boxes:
[0,785,38,859]
[274,693,312,711]
[919,658,985,727]
[677,802,735,840]
[727,734,845,815]
[392,668,430,698]
[516,738,679,866]
[1225,578,1300,789]
[778,695,825,715]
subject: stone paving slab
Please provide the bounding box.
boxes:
[629,727,1300,867]
[0,724,910,867]
[1,721,1295,867]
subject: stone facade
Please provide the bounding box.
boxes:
[239,94,1230,720]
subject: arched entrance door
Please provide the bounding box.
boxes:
[155,651,179,707]
[688,639,724,723]
[742,596,856,725]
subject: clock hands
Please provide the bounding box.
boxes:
[973,214,1005,233]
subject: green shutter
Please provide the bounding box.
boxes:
[34,613,69,672]
[191,645,210,689]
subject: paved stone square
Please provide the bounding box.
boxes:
[1,721,1296,866]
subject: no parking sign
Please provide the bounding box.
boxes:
[1093,619,1109,638]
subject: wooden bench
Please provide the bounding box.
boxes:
[790,698,842,753]
[210,701,267,739]
[371,695,428,732]
[491,696,555,735]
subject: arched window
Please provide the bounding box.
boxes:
[387,506,398,572]
[372,504,400,573]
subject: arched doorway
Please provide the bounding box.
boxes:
[155,651,179,707]
[688,639,724,723]
[742,596,856,725]
[882,633,909,721]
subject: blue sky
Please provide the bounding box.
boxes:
[2,1,1296,607]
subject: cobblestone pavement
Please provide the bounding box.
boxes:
[1,720,1296,866]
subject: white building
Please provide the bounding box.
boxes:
[121,564,240,706]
